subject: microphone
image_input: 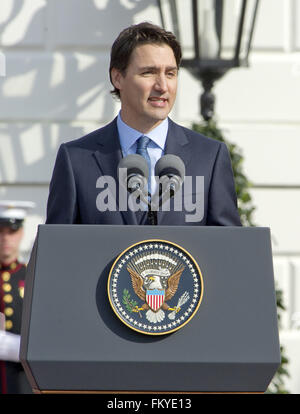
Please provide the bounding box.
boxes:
[117,154,150,205]
[154,154,185,206]
[117,154,185,226]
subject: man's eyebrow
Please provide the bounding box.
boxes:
[139,65,178,71]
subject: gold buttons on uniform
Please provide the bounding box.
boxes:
[3,294,13,303]
[1,271,11,282]
[4,307,13,317]
[5,320,13,330]
[0,265,18,332]
[3,283,11,292]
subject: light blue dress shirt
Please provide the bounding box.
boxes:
[117,112,168,195]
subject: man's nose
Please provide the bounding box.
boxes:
[154,74,168,92]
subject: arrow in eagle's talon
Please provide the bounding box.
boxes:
[168,306,181,313]
[132,306,142,317]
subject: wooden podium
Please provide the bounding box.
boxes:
[20,225,280,393]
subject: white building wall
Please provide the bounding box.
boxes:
[0,0,299,393]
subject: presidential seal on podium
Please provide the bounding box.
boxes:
[108,240,203,335]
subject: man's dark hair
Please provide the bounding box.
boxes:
[109,22,182,99]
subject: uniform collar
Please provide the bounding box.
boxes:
[0,259,20,271]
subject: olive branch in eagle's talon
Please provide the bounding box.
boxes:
[122,289,142,318]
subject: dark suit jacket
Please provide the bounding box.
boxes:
[46,117,241,226]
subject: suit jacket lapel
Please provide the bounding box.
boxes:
[92,118,138,225]
[164,119,191,164]
[93,119,121,180]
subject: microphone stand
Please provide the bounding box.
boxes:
[147,200,157,225]
[129,186,157,225]
[146,184,176,226]
[127,178,177,226]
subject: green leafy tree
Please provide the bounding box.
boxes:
[192,119,289,394]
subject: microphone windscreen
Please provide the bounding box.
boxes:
[155,154,185,179]
[118,154,149,182]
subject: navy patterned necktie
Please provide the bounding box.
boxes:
[136,135,151,195]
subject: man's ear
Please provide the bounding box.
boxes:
[110,68,123,90]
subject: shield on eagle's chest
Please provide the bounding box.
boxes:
[146,289,165,311]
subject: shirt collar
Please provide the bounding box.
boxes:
[117,112,168,152]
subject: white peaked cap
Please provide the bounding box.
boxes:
[0,200,36,221]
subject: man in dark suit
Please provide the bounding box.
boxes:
[46,22,241,226]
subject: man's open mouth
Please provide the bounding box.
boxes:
[148,97,168,104]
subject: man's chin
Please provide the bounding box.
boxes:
[1,253,13,262]
[146,109,170,122]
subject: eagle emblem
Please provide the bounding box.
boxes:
[108,240,203,335]
[127,256,185,323]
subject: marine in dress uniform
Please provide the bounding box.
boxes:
[0,201,35,394]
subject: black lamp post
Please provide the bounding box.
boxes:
[157,0,260,121]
